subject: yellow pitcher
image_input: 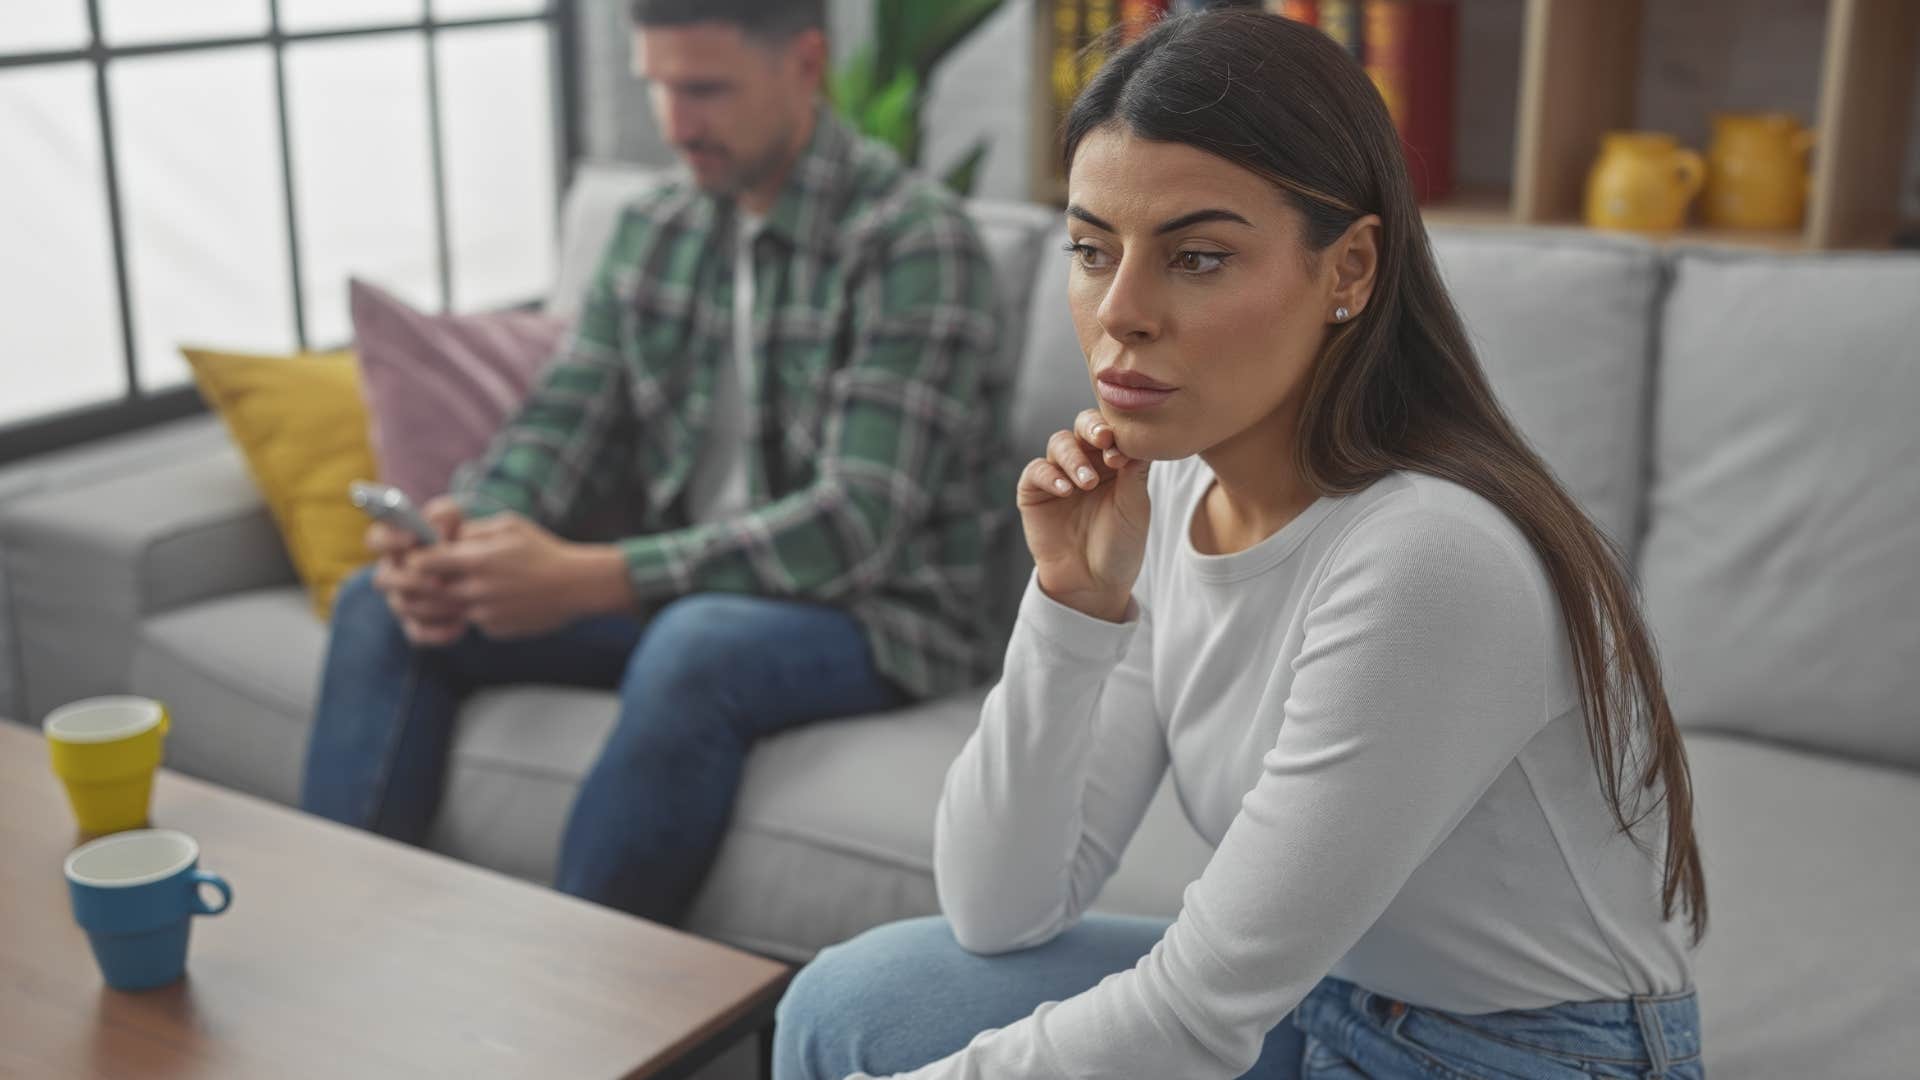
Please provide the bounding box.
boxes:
[1584,132,1706,233]
[44,697,170,835]
[1705,112,1815,231]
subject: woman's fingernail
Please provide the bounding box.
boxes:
[1054,479,1070,493]
[1077,467,1097,484]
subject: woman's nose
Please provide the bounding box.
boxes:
[1096,258,1163,343]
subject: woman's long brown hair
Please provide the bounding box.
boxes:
[1066,10,1706,941]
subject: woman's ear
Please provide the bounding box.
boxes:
[1327,214,1381,322]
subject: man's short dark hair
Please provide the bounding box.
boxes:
[629,0,826,40]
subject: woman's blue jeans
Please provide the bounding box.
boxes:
[299,568,904,924]
[774,915,1703,1079]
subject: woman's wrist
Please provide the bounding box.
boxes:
[1036,579,1133,624]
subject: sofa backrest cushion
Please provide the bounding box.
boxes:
[1428,228,1664,555]
[1639,250,1920,767]
[548,161,664,321]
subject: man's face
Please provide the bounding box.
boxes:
[634,22,824,197]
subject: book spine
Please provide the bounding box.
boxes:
[1121,0,1170,38]
[1363,1,1411,130]
[1401,0,1457,202]
[1269,1,1320,23]
[1319,0,1364,58]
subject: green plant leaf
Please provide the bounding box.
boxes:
[864,68,921,163]
[829,43,878,118]
[942,141,991,197]
[899,0,1005,80]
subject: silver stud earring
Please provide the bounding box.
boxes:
[1334,306,1350,322]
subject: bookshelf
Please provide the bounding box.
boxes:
[1030,0,1920,251]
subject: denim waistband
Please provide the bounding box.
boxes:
[1304,977,1703,1075]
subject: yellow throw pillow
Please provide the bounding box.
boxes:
[183,347,376,617]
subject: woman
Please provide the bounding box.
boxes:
[774,10,1706,1079]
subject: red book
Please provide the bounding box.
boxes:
[1269,1,1320,23]
[1364,0,1455,203]
[1122,0,1171,37]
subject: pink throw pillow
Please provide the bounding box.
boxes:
[349,278,569,503]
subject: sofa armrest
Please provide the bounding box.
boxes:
[0,443,295,721]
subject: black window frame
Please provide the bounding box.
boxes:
[0,0,583,465]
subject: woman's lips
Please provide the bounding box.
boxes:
[1096,370,1177,411]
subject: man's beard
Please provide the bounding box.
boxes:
[687,130,791,199]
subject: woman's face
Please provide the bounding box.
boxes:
[1064,125,1351,463]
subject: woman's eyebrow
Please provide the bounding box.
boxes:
[1065,205,1255,234]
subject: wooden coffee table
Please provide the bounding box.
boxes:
[0,721,789,1078]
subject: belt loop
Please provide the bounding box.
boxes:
[1632,996,1672,1080]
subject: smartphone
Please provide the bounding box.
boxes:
[349,481,441,547]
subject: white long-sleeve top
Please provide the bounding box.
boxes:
[882,461,1690,1080]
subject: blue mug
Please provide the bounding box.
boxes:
[64,828,232,991]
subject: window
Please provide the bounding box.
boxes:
[0,0,575,462]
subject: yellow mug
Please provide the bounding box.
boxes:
[1585,131,1707,233]
[1705,112,1816,231]
[44,697,171,836]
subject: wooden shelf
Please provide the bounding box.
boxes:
[1809,0,1920,248]
[1522,219,1813,253]
[1421,185,1517,229]
[1030,0,1920,252]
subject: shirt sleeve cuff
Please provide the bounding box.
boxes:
[1016,571,1141,667]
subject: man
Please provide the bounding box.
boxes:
[300,0,1009,926]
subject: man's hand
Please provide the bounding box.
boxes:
[369,496,469,647]
[413,513,633,641]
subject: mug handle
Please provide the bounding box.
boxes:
[1674,149,1707,199]
[191,870,232,916]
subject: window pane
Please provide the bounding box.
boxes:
[433,0,547,18]
[113,48,295,390]
[0,65,126,425]
[439,24,555,311]
[6,0,91,54]
[278,0,423,34]
[285,34,438,346]
[100,0,267,46]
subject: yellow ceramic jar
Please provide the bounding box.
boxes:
[1704,112,1815,231]
[1585,132,1706,233]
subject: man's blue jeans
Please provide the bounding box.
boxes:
[300,568,905,923]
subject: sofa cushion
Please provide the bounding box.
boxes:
[351,278,569,504]
[422,680,1209,962]
[1012,223,1095,463]
[1684,731,1920,1079]
[130,586,324,806]
[1640,251,1920,766]
[2,441,295,723]
[184,346,379,616]
[546,161,664,321]
[1428,228,1663,552]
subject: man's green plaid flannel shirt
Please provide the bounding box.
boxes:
[454,111,1013,699]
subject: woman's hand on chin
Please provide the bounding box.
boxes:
[1016,408,1152,623]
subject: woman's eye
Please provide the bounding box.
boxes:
[1063,242,1113,270]
[1173,250,1230,274]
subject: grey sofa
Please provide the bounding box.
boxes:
[5,162,1918,1079]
